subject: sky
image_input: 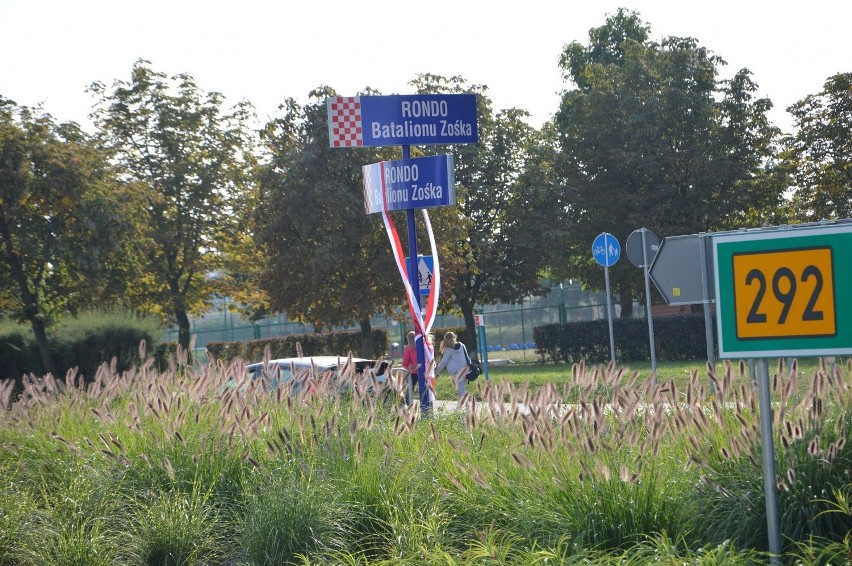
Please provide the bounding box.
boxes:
[1,0,849,135]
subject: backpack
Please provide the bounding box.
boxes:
[462,345,481,382]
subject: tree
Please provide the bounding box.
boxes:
[413,75,560,350]
[783,73,852,221]
[0,97,127,376]
[553,9,782,314]
[89,61,255,351]
[255,89,404,356]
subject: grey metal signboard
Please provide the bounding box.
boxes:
[649,234,714,305]
[626,228,660,268]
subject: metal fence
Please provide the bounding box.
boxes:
[166,284,635,361]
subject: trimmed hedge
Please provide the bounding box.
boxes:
[0,313,164,384]
[206,329,389,363]
[0,329,42,382]
[534,314,716,363]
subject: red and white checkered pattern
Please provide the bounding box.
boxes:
[328,96,363,147]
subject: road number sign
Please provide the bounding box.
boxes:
[733,247,835,340]
[713,222,852,358]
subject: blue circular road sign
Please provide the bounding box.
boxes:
[592,232,621,267]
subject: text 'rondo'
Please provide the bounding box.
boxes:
[401,100,448,118]
[385,163,419,184]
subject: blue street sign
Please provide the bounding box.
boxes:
[405,255,434,296]
[328,94,479,147]
[363,154,456,214]
[592,232,621,267]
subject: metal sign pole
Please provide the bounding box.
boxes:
[641,229,657,380]
[476,312,490,381]
[401,144,430,414]
[756,358,782,564]
[698,233,716,387]
[604,263,615,364]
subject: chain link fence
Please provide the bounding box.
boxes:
[167,283,638,362]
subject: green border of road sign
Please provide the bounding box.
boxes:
[713,223,852,358]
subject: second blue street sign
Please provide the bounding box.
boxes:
[363,154,456,214]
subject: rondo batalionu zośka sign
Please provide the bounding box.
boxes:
[362,154,455,214]
[327,94,478,147]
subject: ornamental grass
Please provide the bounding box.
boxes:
[0,345,849,564]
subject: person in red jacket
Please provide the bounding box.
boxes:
[402,331,418,403]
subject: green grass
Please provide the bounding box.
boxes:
[434,355,837,401]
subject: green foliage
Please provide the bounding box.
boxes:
[783,72,852,220]
[89,60,255,351]
[0,97,131,376]
[0,323,40,381]
[256,88,400,340]
[2,437,125,565]
[206,328,388,362]
[52,311,165,380]
[552,10,783,307]
[241,473,347,565]
[126,488,230,566]
[0,310,163,382]
[790,533,852,566]
[693,369,852,553]
[0,483,38,565]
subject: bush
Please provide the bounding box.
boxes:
[0,324,40,381]
[0,310,164,383]
[534,314,716,363]
[206,328,389,363]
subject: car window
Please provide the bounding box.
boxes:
[279,365,293,383]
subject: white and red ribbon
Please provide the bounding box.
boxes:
[379,161,439,381]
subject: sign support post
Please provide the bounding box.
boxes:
[475,312,489,381]
[402,145,432,414]
[627,228,660,380]
[756,358,782,565]
[698,233,716,381]
[640,229,658,380]
[604,264,615,364]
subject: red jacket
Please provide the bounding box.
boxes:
[402,345,418,373]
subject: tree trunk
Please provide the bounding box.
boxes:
[359,318,373,358]
[175,308,191,355]
[460,302,478,359]
[29,315,57,378]
[0,216,58,377]
[618,278,634,318]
